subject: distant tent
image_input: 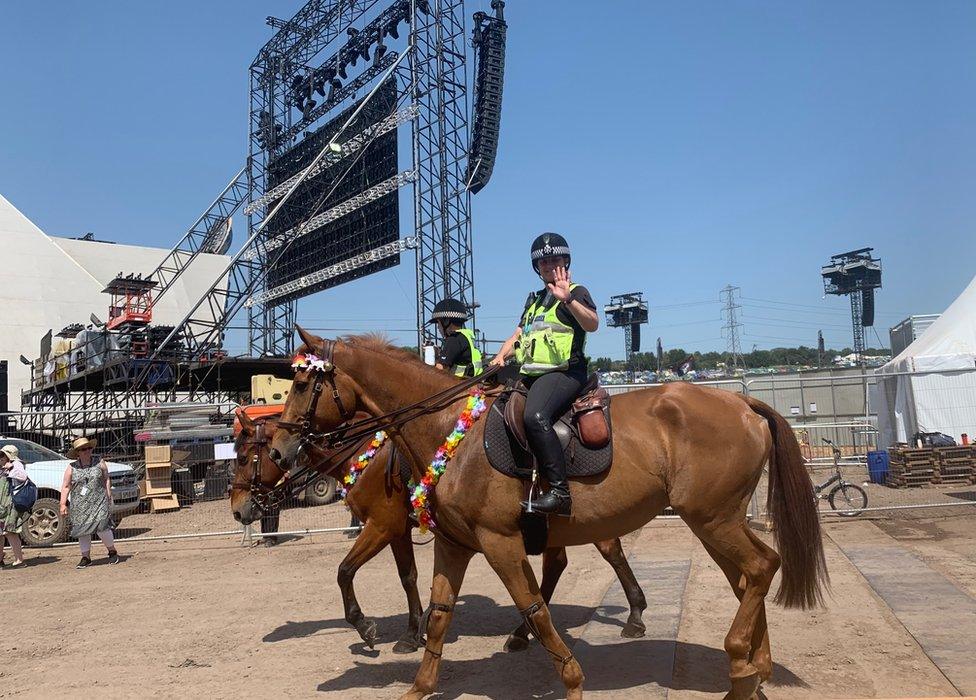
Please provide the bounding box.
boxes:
[875,274,976,447]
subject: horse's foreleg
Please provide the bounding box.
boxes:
[337,519,392,648]
[389,529,425,654]
[690,519,780,699]
[594,537,647,638]
[482,534,585,700]
[504,545,568,652]
[400,537,473,700]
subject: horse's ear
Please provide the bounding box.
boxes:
[295,324,322,352]
[237,408,255,432]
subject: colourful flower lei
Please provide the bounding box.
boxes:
[409,389,488,533]
[340,431,388,501]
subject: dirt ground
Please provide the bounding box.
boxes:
[4,512,975,699]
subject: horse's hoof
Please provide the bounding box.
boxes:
[392,637,423,654]
[723,672,761,700]
[356,618,378,648]
[620,620,646,638]
[503,633,530,652]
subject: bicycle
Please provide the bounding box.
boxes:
[814,438,868,516]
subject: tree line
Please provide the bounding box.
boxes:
[590,345,890,372]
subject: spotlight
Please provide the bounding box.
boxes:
[19,355,31,366]
[327,78,342,101]
[360,43,371,62]
[374,32,388,65]
[337,61,348,80]
[415,0,431,15]
[347,27,359,38]
[385,18,400,40]
[301,99,317,119]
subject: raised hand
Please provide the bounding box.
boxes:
[547,265,572,302]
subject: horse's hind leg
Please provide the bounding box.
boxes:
[505,545,568,652]
[389,529,425,654]
[337,519,393,648]
[700,537,774,682]
[687,518,780,700]
[482,534,585,700]
[401,537,473,700]
[594,537,647,638]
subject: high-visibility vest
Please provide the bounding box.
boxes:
[453,328,483,377]
[516,285,583,376]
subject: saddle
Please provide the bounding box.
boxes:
[503,374,611,453]
[484,374,614,481]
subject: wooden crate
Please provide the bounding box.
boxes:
[149,493,180,513]
[144,464,173,496]
[144,444,172,464]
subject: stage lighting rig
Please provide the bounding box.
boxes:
[604,292,650,379]
[821,247,882,365]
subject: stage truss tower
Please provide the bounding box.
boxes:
[246,0,475,354]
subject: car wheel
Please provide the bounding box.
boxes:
[304,476,338,506]
[23,497,70,547]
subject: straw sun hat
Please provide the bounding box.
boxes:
[67,437,98,459]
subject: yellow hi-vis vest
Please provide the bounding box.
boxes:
[516,285,583,376]
[453,328,484,377]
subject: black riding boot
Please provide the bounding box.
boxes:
[521,429,572,516]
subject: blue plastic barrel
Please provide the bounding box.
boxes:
[867,450,889,485]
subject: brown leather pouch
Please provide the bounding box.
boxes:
[572,388,611,449]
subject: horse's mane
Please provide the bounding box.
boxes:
[340,333,432,369]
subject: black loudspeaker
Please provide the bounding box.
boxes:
[861,288,875,327]
[466,4,507,194]
[631,324,641,353]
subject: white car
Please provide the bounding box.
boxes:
[0,438,141,547]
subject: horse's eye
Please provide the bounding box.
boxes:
[293,380,309,391]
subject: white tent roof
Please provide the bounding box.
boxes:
[0,193,229,409]
[880,273,976,374]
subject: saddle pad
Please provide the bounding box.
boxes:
[483,394,612,480]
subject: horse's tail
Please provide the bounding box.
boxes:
[745,396,829,609]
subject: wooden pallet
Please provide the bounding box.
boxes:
[934,446,976,461]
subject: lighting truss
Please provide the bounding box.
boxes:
[248,169,417,259]
[244,104,418,215]
[147,166,249,309]
[246,237,418,306]
[279,52,399,145]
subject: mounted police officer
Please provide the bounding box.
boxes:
[429,298,483,378]
[490,233,599,516]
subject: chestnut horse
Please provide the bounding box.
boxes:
[230,410,649,655]
[270,331,827,700]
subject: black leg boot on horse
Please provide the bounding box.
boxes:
[519,371,583,516]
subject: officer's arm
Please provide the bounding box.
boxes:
[567,300,599,332]
[491,327,522,366]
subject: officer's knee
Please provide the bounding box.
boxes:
[525,410,551,436]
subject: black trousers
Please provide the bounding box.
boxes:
[523,368,585,484]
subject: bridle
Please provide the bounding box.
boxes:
[271,338,499,501]
[232,411,377,513]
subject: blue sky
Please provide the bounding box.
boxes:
[2,1,974,359]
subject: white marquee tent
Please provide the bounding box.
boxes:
[1,193,229,409]
[875,274,976,447]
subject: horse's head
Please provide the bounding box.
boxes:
[269,326,362,471]
[229,409,286,525]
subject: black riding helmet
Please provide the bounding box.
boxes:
[427,298,470,325]
[530,232,571,273]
